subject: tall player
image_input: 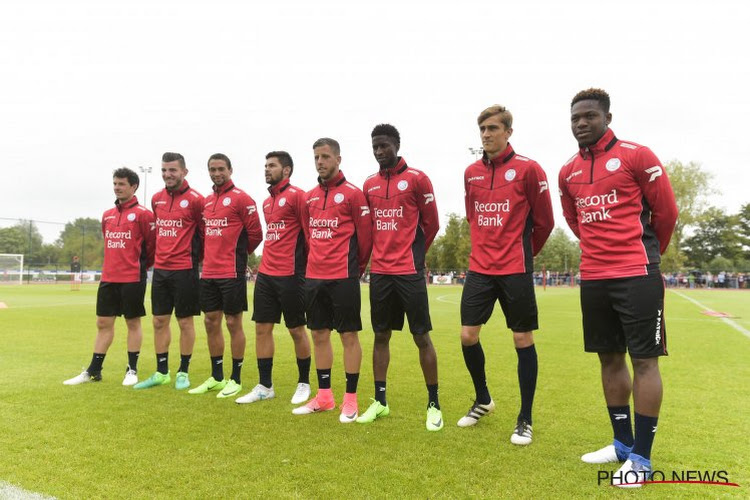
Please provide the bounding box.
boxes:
[188,153,263,398]
[64,168,155,386]
[359,124,443,431]
[134,152,204,391]
[292,138,372,423]
[459,105,554,446]
[559,89,677,487]
[236,151,312,405]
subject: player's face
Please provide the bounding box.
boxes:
[372,135,399,169]
[264,157,287,186]
[113,176,137,203]
[162,160,187,191]
[479,115,513,158]
[570,99,612,147]
[208,159,232,187]
[314,144,341,181]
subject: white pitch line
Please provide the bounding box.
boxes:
[436,294,460,305]
[0,481,56,500]
[669,289,750,340]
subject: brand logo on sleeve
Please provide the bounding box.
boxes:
[538,181,548,193]
[645,166,663,182]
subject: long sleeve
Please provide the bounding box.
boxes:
[416,173,440,251]
[241,194,263,255]
[633,147,678,254]
[351,190,373,276]
[140,209,156,268]
[558,168,580,239]
[525,162,555,255]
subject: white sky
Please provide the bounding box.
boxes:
[1,0,748,244]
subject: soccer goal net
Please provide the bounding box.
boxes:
[0,254,24,285]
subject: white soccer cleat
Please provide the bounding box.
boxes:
[510,419,533,445]
[457,400,495,427]
[122,369,138,386]
[236,384,275,404]
[290,383,311,405]
[581,444,621,464]
[63,370,100,385]
[612,459,651,488]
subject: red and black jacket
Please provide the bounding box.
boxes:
[101,196,155,283]
[259,178,308,277]
[151,180,204,271]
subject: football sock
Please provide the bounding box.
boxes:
[427,384,440,410]
[317,368,332,390]
[345,372,359,394]
[631,413,658,461]
[516,344,537,424]
[156,352,168,374]
[297,356,311,384]
[87,353,106,376]
[127,351,140,371]
[178,354,191,373]
[258,357,273,388]
[608,405,634,447]
[461,341,491,404]
[230,358,243,384]
[374,381,387,405]
[211,356,224,381]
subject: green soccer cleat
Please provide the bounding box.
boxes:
[133,371,171,390]
[426,403,444,431]
[188,377,227,395]
[356,399,390,424]
[174,371,190,390]
[217,379,242,398]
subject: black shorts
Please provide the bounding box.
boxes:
[252,272,306,328]
[200,277,247,315]
[305,277,362,333]
[370,273,432,335]
[96,281,147,319]
[580,267,667,358]
[151,268,201,318]
[460,271,538,332]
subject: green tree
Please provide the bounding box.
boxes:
[56,218,104,270]
[0,220,44,262]
[664,160,714,258]
[737,203,750,260]
[534,228,580,272]
[683,207,741,267]
[431,213,470,271]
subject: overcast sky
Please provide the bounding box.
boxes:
[1,0,748,245]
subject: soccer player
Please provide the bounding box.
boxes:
[558,88,678,487]
[292,138,372,423]
[64,168,155,386]
[188,153,262,398]
[70,255,81,291]
[359,124,443,431]
[459,105,554,445]
[134,152,204,391]
[236,151,312,405]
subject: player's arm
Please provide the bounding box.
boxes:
[525,162,555,255]
[558,168,580,239]
[416,174,440,251]
[464,171,474,223]
[241,194,263,255]
[296,190,311,251]
[351,190,373,276]
[633,148,679,254]
[140,209,156,268]
[193,194,206,262]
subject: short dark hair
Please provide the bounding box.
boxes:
[312,138,340,156]
[371,124,400,146]
[477,105,513,128]
[571,88,610,113]
[162,152,185,168]
[207,153,232,170]
[113,167,139,187]
[266,151,294,176]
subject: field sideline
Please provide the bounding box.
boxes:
[0,284,748,499]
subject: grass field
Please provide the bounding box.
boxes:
[0,284,748,499]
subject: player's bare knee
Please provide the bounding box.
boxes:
[374,331,391,346]
[412,333,432,349]
[631,357,659,377]
[176,316,193,330]
[512,331,534,348]
[460,326,480,346]
[153,315,170,330]
[598,352,626,370]
[340,331,359,348]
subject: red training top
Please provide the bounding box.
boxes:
[259,178,309,277]
[101,196,155,283]
[151,180,204,271]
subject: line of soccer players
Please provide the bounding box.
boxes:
[64,88,677,488]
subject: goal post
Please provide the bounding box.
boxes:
[0,254,24,285]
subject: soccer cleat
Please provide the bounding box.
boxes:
[612,456,652,488]
[236,384,275,404]
[290,382,311,405]
[174,371,190,390]
[581,441,631,464]
[356,399,390,424]
[133,371,171,390]
[217,379,242,398]
[63,370,101,385]
[122,369,138,386]
[339,393,359,423]
[292,393,336,415]
[510,419,533,445]
[188,377,227,395]
[457,399,495,427]
[425,403,444,431]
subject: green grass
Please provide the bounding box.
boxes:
[0,284,748,499]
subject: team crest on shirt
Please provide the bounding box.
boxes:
[279,197,287,207]
[397,180,408,191]
[334,193,344,204]
[180,199,189,208]
[127,213,136,221]
[505,169,516,181]
[606,158,621,172]
[223,197,231,206]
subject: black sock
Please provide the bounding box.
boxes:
[427,384,440,409]
[317,368,331,390]
[87,353,106,375]
[211,356,224,381]
[178,354,191,373]
[156,352,169,374]
[462,342,490,404]
[345,372,359,393]
[257,357,273,388]
[631,413,658,461]
[231,358,243,384]
[516,344,537,424]
[375,380,387,405]
[297,356,311,384]
[608,405,634,447]
[127,351,140,372]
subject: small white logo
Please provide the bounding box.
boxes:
[606,158,621,172]
[565,170,583,182]
[397,180,408,191]
[127,213,136,221]
[467,176,484,182]
[613,414,628,420]
[222,197,231,206]
[652,426,658,433]
[279,197,286,207]
[247,205,257,215]
[179,199,189,208]
[505,169,516,181]
[538,181,548,193]
[645,166,663,183]
[423,193,434,205]
[334,193,344,204]
[360,206,370,216]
